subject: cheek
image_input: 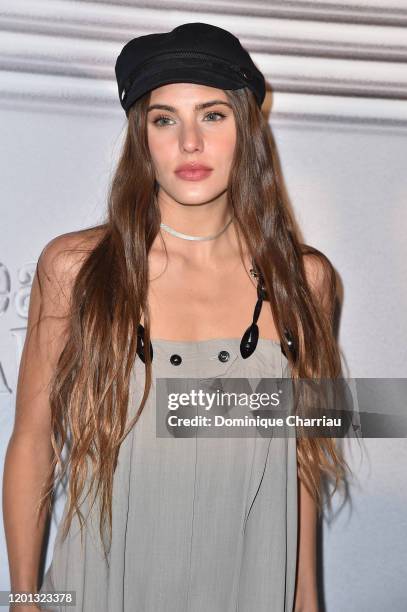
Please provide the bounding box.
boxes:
[147,131,171,172]
[212,132,236,169]
[226,134,236,161]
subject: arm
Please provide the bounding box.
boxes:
[2,234,81,604]
[293,480,319,612]
[293,252,335,612]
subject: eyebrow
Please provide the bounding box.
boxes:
[147,100,232,113]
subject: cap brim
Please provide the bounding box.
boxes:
[123,65,246,116]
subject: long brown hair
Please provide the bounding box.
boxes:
[36,86,351,557]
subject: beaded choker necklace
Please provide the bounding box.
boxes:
[160,214,235,241]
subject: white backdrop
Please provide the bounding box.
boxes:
[1,2,407,611]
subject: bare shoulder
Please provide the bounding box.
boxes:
[301,247,337,315]
[38,226,106,284]
[36,225,107,310]
[302,251,332,291]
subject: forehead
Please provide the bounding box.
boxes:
[149,82,228,103]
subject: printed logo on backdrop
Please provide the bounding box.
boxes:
[0,261,37,396]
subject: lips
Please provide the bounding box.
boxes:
[175,164,213,181]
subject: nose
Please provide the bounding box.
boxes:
[179,120,204,153]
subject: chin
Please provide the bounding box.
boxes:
[168,185,227,206]
[176,194,225,206]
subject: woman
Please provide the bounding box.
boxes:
[3,23,350,612]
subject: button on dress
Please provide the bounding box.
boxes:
[39,337,298,612]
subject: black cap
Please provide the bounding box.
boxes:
[115,23,266,116]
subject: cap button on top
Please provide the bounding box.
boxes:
[218,350,230,363]
[170,354,182,366]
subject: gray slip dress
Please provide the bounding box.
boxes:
[39,336,298,612]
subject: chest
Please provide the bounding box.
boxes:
[144,255,279,342]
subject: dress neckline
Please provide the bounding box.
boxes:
[150,336,281,348]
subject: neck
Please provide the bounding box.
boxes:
[155,192,238,261]
[159,193,231,235]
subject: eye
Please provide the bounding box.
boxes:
[151,111,227,127]
[152,114,174,127]
[204,111,226,121]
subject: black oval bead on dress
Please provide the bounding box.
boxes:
[239,266,265,360]
[240,322,259,359]
[170,354,182,366]
[281,329,297,361]
[218,350,230,363]
[136,323,153,364]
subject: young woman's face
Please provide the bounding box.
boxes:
[146,83,236,205]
